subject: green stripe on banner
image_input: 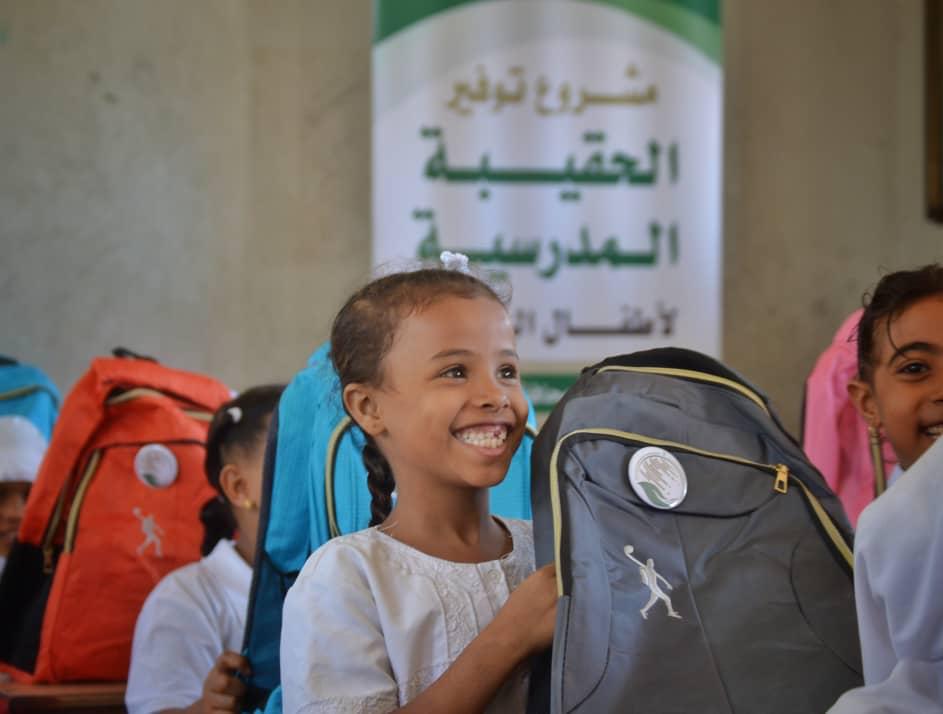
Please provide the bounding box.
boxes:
[582,0,722,63]
[663,0,720,26]
[374,0,721,63]
[374,0,474,43]
[522,374,579,412]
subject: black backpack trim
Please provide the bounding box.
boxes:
[242,408,295,710]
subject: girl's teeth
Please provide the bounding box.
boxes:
[925,424,943,437]
[458,427,508,449]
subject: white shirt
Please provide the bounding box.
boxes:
[281,518,535,714]
[125,539,252,714]
[829,438,943,713]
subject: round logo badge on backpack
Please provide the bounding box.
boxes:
[628,447,687,509]
[134,444,178,488]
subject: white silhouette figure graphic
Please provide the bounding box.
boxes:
[133,507,165,557]
[624,545,681,620]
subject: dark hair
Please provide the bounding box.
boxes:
[856,263,943,382]
[330,268,506,526]
[199,384,284,555]
[0,481,30,506]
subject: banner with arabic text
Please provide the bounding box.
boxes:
[373,0,723,408]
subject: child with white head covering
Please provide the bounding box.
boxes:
[0,415,49,576]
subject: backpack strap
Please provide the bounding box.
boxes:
[791,477,854,571]
[326,417,355,539]
[106,388,214,422]
[596,365,769,416]
[590,348,765,400]
[241,408,283,711]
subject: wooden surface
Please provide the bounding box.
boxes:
[0,681,126,712]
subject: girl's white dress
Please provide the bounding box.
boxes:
[281,517,536,714]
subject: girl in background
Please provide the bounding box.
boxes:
[281,257,557,713]
[126,384,284,714]
[0,415,49,577]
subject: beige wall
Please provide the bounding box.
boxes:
[0,0,371,393]
[725,0,942,430]
[1,0,940,431]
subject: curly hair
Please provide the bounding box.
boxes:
[856,264,943,382]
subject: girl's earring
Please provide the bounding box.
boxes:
[868,424,887,497]
[243,498,258,511]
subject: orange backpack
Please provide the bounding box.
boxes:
[0,351,231,683]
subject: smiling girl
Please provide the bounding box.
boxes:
[830,264,943,711]
[280,259,557,713]
[848,265,943,470]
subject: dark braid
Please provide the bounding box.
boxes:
[329,267,508,525]
[199,497,238,557]
[363,437,395,526]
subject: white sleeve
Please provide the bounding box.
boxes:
[855,463,943,684]
[125,578,222,714]
[280,545,398,714]
[828,441,943,712]
[851,535,896,686]
[828,658,943,713]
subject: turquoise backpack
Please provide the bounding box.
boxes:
[241,343,537,712]
[0,357,60,477]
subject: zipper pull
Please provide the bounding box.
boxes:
[774,464,789,494]
[43,546,54,574]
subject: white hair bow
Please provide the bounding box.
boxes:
[440,251,471,274]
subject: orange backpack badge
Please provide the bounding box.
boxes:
[0,350,231,683]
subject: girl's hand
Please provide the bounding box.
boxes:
[392,564,558,714]
[199,651,250,714]
[492,563,558,657]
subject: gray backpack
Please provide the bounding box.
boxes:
[529,349,862,713]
